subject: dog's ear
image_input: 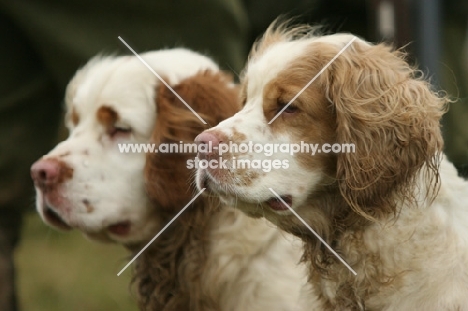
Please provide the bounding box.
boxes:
[145,71,241,210]
[322,42,447,220]
[171,70,241,127]
[151,70,240,143]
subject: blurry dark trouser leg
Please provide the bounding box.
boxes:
[0,9,62,311]
[0,211,22,311]
[0,82,62,310]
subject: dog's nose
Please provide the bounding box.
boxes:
[195,131,221,157]
[31,158,61,186]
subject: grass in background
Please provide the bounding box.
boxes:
[15,212,139,311]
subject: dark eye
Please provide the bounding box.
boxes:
[277,99,299,114]
[109,126,132,138]
[283,104,299,114]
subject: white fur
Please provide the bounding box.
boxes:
[206,209,308,311]
[337,158,468,310]
[36,49,219,243]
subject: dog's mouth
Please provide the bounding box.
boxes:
[198,171,218,194]
[44,205,131,236]
[107,221,131,236]
[41,197,132,240]
[43,206,72,231]
[266,195,293,211]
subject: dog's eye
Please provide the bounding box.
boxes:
[109,126,132,138]
[277,99,299,114]
[283,105,299,114]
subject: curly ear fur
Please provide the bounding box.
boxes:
[133,70,240,311]
[132,199,220,311]
[323,42,448,220]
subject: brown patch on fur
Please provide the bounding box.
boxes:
[230,128,247,142]
[71,107,80,126]
[56,159,74,183]
[96,105,119,129]
[82,199,94,213]
[134,70,241,311]
[262,61,337,176]
[246,25,449,310]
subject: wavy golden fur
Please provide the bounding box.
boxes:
[250,23,450,309]
[132,71,240,311]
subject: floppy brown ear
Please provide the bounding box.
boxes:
[323,42,448,220]
[145,70,241,210]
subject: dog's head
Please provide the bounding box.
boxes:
[196,22,447,232]
[31,49,224,244]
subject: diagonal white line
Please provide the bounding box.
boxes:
[268,188,357,276]
[268,37,357,124]
[117,188,206,276]
[118,36,207,124]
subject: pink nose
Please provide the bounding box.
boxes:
[31,158,61,186]
[195,131,221,157]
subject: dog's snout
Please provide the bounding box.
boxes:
[195,131,222,157]
[31,158,73,188]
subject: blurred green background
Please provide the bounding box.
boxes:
[15,212,138,311]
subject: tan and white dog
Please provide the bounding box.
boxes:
[196,22,468,310]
